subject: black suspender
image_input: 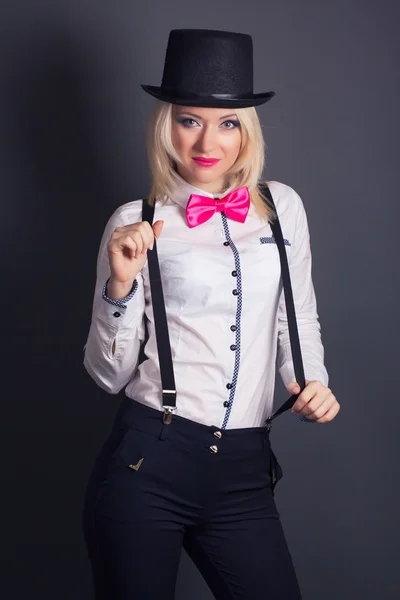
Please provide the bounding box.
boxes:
[258,183,307,426]
[142,198,177,424]
[142,182,309,428]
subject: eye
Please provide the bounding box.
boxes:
[176,117,199,128]
[220,120,240,129]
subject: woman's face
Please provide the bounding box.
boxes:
[171,105,242,193]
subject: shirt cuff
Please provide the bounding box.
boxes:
[102,277,138,309]
[93,276,141,330]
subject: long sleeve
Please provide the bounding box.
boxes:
[83,205,146,394]
[277,189,329,390]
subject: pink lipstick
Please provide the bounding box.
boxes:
[192,157,221,167]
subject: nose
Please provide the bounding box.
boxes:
[195,125,218,155]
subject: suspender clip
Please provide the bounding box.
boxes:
[162,406,176,424]
[162,389,176,424]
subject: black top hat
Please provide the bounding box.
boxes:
[141,29,275,108]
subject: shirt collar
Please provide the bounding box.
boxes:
[165,171,226,209]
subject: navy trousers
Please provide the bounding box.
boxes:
[82,397,302,599]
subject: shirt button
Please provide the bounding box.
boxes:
[223,401,230,407]
[226,383,233,389]
[223,241,229,246]
[113,311,121,318]
[213,430,222,439]
[231,270,237,277]
[230,325,237,332]
[230,344,236,351]
[209,445,218,454]
[232,289,238,296]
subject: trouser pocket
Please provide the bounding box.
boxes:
[269,445,283,494]
[263,434,283,494]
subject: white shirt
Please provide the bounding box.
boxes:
[83,177,329,429]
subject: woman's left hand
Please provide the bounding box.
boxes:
[286,380,340,423]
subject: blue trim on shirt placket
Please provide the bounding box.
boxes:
[220,213,243,430]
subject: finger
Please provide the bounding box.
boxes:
[287,382,301,395]
[314,402,340,424]
[287,379,311,396]
[131,226,155,255]
[127,231,144,255]
[114,222,154,250]
[135,221,159,254]
[137,222,156,250]
[111,230,146,257]
[297,387,334,415]
[152,220,164,238]
[292,384,320,413]
[108,234,138,259]
[298,394,335,419]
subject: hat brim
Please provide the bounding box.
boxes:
[141,85,275,108]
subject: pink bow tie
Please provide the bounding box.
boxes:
[185,186,250,228]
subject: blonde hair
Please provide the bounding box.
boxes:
[146,101,276,223]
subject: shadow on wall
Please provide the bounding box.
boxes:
[1,17,140,600]
[4,18,146,373]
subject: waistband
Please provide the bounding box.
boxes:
[114,397,270,457]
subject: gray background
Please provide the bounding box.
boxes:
[1,1,399,598]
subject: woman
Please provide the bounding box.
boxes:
[82,29,340,600]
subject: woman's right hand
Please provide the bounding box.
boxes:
[107,219,164,285]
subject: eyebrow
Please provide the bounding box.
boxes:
[176,111,238,121]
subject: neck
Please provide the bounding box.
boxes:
[195,181,227,195]
[174,169,228,195]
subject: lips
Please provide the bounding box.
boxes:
[192,157,221,167]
